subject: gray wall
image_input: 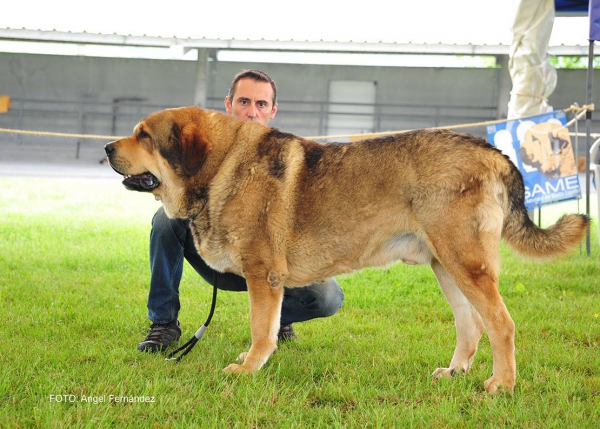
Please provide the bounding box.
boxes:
[0,53,501,107]
[1,51,597,152]
[2,53,196,103]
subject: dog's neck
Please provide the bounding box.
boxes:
[162,110,273,221]
[179,181,209,220]
[173,112,268,220]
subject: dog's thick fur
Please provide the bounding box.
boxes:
[105,106,589,393]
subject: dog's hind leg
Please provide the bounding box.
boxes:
[434,249,515,393]
[430,258,484,379]
[423,209,516,393]
[223,256,287,375]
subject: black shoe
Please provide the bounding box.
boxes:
[277,324,297,343]
[138,320,181,353]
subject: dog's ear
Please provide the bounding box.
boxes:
[180,123,211,176]
[166,123,211,176]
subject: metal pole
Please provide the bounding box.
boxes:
[585,40,594,256]
[17,99,24,145]
[76,101,83,159]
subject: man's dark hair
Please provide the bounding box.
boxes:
[227,69,277,105]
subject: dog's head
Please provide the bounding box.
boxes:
[105,106,212,214]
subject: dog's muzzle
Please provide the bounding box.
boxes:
[104,142,160,192]
[121,172,160,192]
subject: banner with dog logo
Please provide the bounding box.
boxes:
[486,110,581,210]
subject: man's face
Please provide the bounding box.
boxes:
[224,78,278,126]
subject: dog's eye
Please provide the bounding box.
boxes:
[138,130,150,140]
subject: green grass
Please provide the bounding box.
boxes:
[1,176,599,428]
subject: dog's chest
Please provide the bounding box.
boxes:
[201,247,239,274]
[189,220,243,275]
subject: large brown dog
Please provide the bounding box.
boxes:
[105,106,589,394]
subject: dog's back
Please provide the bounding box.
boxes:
[278,129,589,284]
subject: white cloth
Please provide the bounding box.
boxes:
[507,0,557,119]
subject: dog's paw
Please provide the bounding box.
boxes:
[223,363,252,374]
[483,376,514,394]
[222,351,251,374]
[432,367,458,379]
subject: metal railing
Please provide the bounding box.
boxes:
[0,98,176,155]
[206,97,499,138]
[1,96,508,158]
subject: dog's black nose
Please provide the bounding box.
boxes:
[105,143,115,156]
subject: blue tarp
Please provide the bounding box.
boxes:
[554,0,589,15]
[487,110,582,210]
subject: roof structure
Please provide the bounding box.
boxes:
[0,26,591,57]
[0,1,593,58]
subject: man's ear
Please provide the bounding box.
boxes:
[224,96,233,115]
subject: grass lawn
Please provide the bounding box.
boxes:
[0,176,598,428]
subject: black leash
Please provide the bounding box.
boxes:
[166,272,218,362]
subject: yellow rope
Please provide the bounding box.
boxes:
[307,103,595,140]
[306,117,512,140]
[0,103,594,142]
[565,103,595,113]
[0,128,122,140]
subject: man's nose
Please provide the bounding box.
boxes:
[247,104,258,118]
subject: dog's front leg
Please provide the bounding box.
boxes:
[223,258,287,374]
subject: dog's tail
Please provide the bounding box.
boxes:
[500,161,590,259]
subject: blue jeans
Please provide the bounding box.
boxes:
[148,207,344,326]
